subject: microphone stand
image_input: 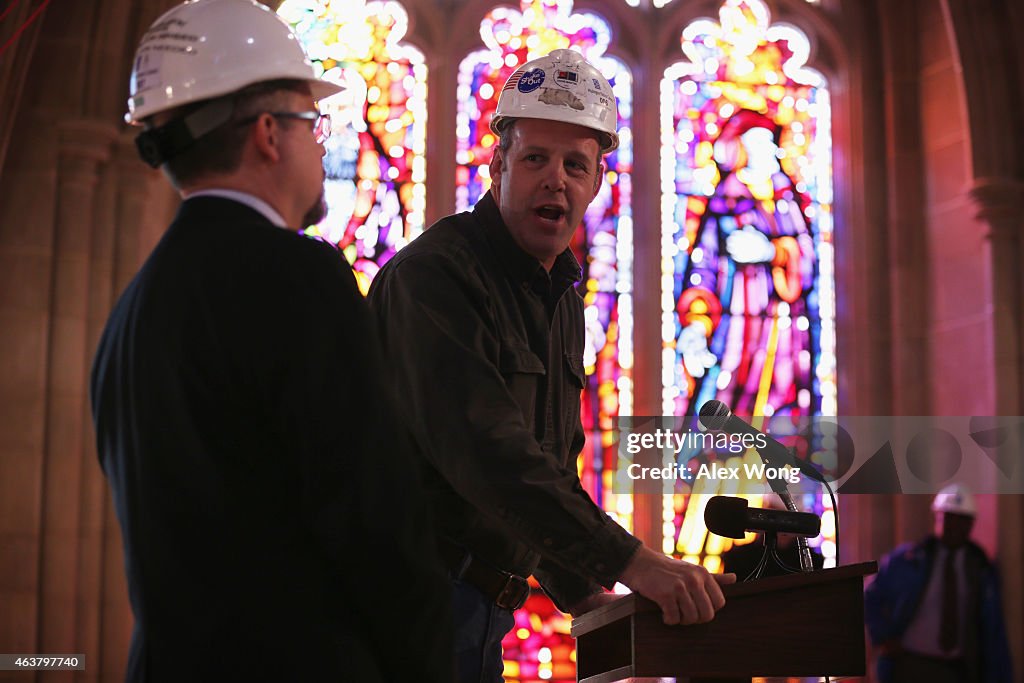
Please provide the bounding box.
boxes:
[763,468,816,574]
[777,490,816,573]
[746,531,804,580]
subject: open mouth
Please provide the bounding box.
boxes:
[535,205,566,222]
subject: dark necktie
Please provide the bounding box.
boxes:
[939,549,959,652]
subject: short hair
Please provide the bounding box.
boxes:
[497,122,515,156]
[153,79,310,189]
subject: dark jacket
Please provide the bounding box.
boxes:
[367,192,640,611]
[91,197,453,682]
[864,536,1013,683]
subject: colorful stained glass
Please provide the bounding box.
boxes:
[278,0,427,295]
[455,1,633,680]
[660,0,837,564]
[501,578,578,682]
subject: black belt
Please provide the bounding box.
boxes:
[439,540,530,611]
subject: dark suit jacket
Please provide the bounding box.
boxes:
[91,197,453,682]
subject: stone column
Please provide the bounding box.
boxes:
[112,131,163,293]
[35,119,117,670]
[424,49,456,227]
[880,0,930,417]
[63,127,150,683]
[970,177,1024,416]
[970,175,1024,683]
[626,45,667,548]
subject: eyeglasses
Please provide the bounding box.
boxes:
[237,111,332,143]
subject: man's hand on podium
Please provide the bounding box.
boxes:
[618,545,737,626]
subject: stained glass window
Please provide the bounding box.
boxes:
[660,0,837,567]
[454,1,633,680]
[278,0,427,295]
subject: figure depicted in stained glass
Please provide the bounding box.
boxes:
[664,0,832,423]
[370,49,735,683]
[677,109,816,416]
[662,0,837,573]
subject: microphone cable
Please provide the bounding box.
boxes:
[823,475,839,566]
[822,475,839,683]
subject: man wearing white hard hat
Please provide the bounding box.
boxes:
[864,484,1012,682]
[92,1,452,680]
[369,49,734,682]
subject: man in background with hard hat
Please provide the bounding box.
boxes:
[369,48,734,682]
[864,484,1012,683]
[91,1,452,680]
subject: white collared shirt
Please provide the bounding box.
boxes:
[901,544,968,658]
[185,189,288,229]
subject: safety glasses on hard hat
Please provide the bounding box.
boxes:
[237,111,332,144]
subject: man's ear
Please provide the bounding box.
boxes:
[250,114,282,163]
[592,160,604,198]
[489,147,505,199]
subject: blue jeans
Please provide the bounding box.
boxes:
[451,579,516,683]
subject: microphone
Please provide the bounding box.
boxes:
[704,495,821,539]
[697,400,826,484]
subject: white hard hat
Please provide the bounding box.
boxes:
[932,484,976,517]
[491,49,619,154]
[125,0,342,124]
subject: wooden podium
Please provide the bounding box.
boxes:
[570,562,877,683]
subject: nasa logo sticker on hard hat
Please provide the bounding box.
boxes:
[516,68,545,93]
[554,67,579,89]
[591,78,602,91]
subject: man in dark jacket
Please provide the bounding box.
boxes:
[369,48,734,683]
[91,1,452,680]
[864,484,1012,683]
